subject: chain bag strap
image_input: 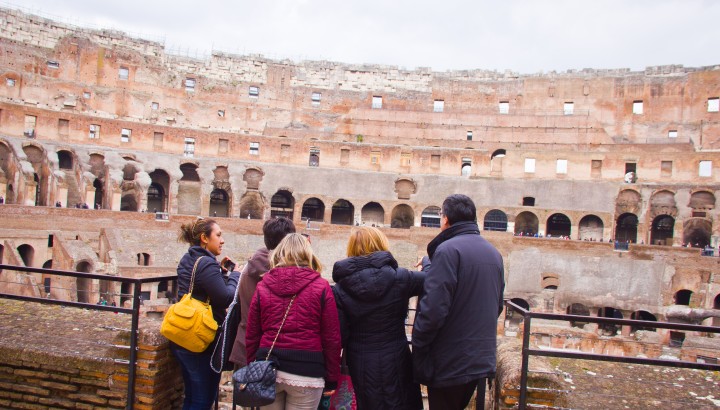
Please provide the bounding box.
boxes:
[265,294,296,360]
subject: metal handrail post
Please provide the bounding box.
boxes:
[518,314,532,409]
[126,280,142,409]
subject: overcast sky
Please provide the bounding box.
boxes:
[12,0,720,73]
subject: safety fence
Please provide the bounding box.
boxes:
[0,263,177,409]
[505,300,720,409]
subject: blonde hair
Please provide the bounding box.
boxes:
[270,233,323,272]
[346,226,389,257]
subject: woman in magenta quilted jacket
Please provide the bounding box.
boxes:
[246,233,342,410]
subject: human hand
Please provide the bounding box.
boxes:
[322,389,336,397]
[220,256,236,273]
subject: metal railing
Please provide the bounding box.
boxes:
[506,300,720,409]
[0,264,176,410]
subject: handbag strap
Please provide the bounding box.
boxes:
[187,256,205,296]
[265,294,296,361]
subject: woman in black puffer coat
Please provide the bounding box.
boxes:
[332,227,425,410]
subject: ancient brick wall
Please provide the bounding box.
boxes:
[0,298,183,409]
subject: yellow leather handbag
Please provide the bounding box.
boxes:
[161,256,219,352]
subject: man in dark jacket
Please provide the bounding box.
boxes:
[412,194,505,410]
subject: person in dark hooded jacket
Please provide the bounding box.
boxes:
[246,233,341,410]
[332,227,425,410]
[172,218,240,410]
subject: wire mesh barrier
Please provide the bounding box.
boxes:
[0,263,177,409]
[505,300,720,409]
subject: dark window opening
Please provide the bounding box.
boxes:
[523,197,535,206]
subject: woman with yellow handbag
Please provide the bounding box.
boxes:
[172,218,240,410]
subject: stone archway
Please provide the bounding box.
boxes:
[578,215,604,241]
[209,188,229,217]
[17,244,34,266]
[390,204,414,228]
[683,218,711,248]
[301,197,325,222]
[76,261,92,303]
[148,169,170,213]
[514,211,538,236]
[484,209,508,232]
[615,213,638,243]
[546,213,571,237]
[360,202,384,226]
[331,199,354,225]
[630,310,657,333]
[598,307,623,335]
[270,190,294,219]
[567,303,590,328]
[650,215,675,246]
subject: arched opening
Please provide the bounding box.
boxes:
[682,218,711,248]
[137,253,151,266]
[490,149,506,174]
[42,260,52,268]
[23,144,48,206]
[567,303,590,328]
[75,261,92,303]
[674,289,692,306]
[390,204,414,229]
[598,307,623,335]
[360,202,384,226]
[688,191,715,213]
[714,294,720,327]
[650,215,675,246]
[420,206,441,228]
[239,192,265,219]
[209,188,229,217]
[301,197,325,222]
[546,213,571,237]
[270,190,294,219]
[461,161,471,177]
[93,178,104,209]
[146,183,165,213]
[122,163,138,181]
[57,150,73,170]
[331,199,354,225]
[630,310,657,333]
[615,213,638,243]
[578,215,603,241]
[514,211,539,236]
[120,193,138,212]
[148,169,170,213]
[483,209,508,232]
[17,244,34,266]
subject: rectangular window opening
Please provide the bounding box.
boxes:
[372,96,383,109]
[121,128,131,143]
[370,151,380,164]
[217,110,225,117]
[699,160,712,177]
[401,153,411,167]
[433,100,444,113]
[118,67,129,80]
[556,159,568,174]
[499,101,509,114]
[249,142,259,155]
[312,92,321,106]
[668,130,678,138]
[83,91,91,99]
[281,144,290,158]
[661,160,672,177]
[466,131,473,141]
[89,124,100,139]
[249,86,260,98]
[6,78,15,87]
[431,154,440,167]
[524,158,536,173]
[633,100,644,115]
[184,137,195,158]
[24,115,36,138]
[708,97,719,113]
[591,160,602,178]
[340,148,350,163]
[47,61,59,69]
[564,102,574,115]
[151,102,159,110]
[185,78,196,92]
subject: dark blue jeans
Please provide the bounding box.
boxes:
[170,342,222,410]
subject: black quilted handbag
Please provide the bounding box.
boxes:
[233,294,296,408]
[232,360,277,407]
